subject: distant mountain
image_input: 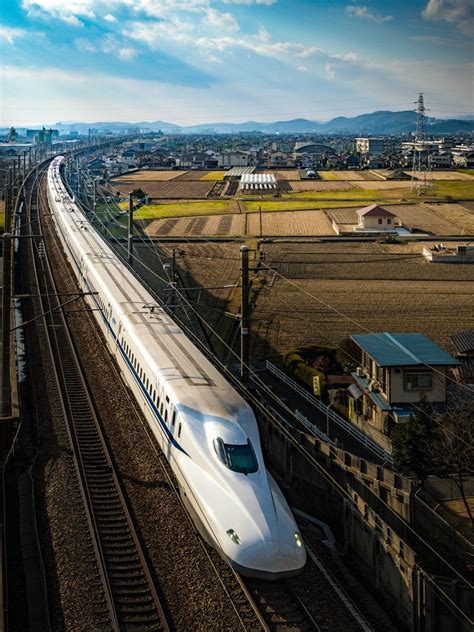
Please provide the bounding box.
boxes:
[49,110,472,135]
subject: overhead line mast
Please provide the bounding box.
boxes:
[411,92,433,195]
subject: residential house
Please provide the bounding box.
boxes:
[349,333,458,444]
[450,329,474,383]
[356,204,397,231]
[218,150,254,168]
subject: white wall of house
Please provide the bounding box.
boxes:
[389,367,447,403]
[358,215,396,230]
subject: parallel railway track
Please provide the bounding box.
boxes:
[18,159,381,631]
[24,165,169,631]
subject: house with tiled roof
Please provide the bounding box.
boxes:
[356,204,397,231]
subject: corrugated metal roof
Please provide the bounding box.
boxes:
[351,332,459,367]
[450,329,474,354]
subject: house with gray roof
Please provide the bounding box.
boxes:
[348,333,458,446]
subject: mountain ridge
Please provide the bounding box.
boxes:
[48,109,472,135]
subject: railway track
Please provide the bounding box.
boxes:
[25,159,381,631]
[25,165,169,631]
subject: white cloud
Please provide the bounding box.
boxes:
[325,63,335,80]
[75,34,138,59]
[223,0,276,5]
[128,18,194,46]
[0,26,28,44]
[346,4,393,23]
[104,13,116,22]
[296,65,307,73]
[422,0,474,35]
[21,0,95,25]
[257,25,270,42]
[203,7,239,31]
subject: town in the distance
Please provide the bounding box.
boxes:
[1,98,473,632]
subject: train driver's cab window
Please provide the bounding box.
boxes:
[213,438,258,474]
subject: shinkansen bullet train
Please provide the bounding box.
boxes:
[46,156,306,580]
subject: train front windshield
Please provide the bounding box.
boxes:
[214,438,258,474]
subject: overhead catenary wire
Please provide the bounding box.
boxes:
[62,160,474,625]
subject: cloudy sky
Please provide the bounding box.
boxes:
[0,0,473,126]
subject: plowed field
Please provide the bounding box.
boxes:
[288,181,354,192]
[115,180,215,199]
[247,209,333,236]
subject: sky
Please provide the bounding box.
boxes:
[0,0,473,126]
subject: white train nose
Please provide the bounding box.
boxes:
[229,540,306,580]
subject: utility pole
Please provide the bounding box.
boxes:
[128,194,134,266]
[1,176,13,416]
[240,245,250,387]
[93,178,97,214]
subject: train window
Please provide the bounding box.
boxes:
[160,403,164,416]
[166,396,169,404]
[213,438,258,475]
[171,410,177,427]
[177,423,182,438]
[164,409,168,423]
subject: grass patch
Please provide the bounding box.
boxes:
[281,188,403,200]
[457,169,474,177]
[200,171,226,181]
[317,171,340,180]
[133,200,230,220]
[244,200,363,212]
[433,181,474,199]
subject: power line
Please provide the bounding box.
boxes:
[58,159,474,620]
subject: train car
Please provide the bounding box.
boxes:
[46,157,306,580]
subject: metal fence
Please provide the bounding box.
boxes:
[265,361,394,466]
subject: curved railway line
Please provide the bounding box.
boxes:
[12,156,384,631]
[23,163,169,631]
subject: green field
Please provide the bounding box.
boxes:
[244,200,365,212]
[457,169,474,177]
[134,200,230,220]
[433,181,474,199]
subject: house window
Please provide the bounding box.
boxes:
[378,218,382,224]
[387,218,392,225]
[404,372,433,390]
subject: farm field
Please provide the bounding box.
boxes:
[318,170,381,181]
[174,170,210,181]
[200,171,226,181]
[149,240,474,362]
[114,180,216,199]
[247,209,333,236]
[382,204,464,234]
[408,170,474,181]
[271,169,301,180]
[288,181,354,192]
[145,214,245,237]
[250,241,474,358]
[112,170,185,182]
[134,200,230,220]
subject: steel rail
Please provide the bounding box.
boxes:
[27,169,169,631]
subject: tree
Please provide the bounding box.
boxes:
[131,187,147,202]
[432,404,474,526]
[392,397,436,486]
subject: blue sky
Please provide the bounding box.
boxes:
[1,0,473,126]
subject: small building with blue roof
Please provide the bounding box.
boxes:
[348,332,459,444]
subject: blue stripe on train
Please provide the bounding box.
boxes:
[51,196,188,456]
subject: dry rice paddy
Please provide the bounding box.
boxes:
[408,170,474,181]
[112,170,185,182]
[247,210,333,236]
[288,181,354,192]
[251,241,474,355]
